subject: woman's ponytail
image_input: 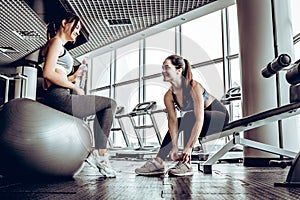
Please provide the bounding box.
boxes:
[45,12,80,41]
[46,22,57,40]
[164,55,193,86]
[183,58,193,86]
[165,55,194,105]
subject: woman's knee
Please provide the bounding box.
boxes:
[182,112,195,121]
[110,98,117,112]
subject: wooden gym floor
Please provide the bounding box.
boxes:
[0,152,300,200]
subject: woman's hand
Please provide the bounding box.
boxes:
[73,67,82,79]
[73,86,85,95]
[68,67,82,83]
[169,147,180,161]
[181,147,193,164]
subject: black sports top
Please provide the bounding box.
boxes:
[172,85,209,112]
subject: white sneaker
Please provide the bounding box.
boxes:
[86,151,117,178]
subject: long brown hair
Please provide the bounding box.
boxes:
[165,54,193,84]
[46,12,81,40]
[165,55,194,105]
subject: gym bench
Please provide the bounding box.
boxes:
[198,101,300,174]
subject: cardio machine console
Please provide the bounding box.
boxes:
[129,101,157,116]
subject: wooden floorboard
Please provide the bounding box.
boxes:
[0,157,300,200]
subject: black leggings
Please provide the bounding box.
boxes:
[43,85,117,149]
[157,99,229,159]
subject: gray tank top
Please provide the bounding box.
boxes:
[56,49,73,74]
[41,48,73,75]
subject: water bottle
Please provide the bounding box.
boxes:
[75,59,88,92]
[79,59,88,91]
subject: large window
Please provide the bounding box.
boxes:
[115,83,139,113]
[114,83,140,147]
[291,0,300,38]
[145,29,176,76]
[227,5,239,55]
[291,0,300,60]
[294,43,300,59]
[114,41,140,111]
[181,11,222,64]
[144,29,176,108]
[143,29,177,146]
[115,42,139,83]
[192,62,224,100]
[90,52,111,90]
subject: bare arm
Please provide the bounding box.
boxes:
[67,67,82,83]
[164,90,180,161]
[42,38,76,90]
[42,38,83,95]
[182,82,205,163]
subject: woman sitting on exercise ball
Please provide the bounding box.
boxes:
[135,55,229,176]
[40,12,117,177]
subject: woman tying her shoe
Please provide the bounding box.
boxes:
[135,55,229,176]
[40,12,117,177]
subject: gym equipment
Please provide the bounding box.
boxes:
[218,86,243,162]
[110,106,131,148]
[286,62,300,85]
[15,66,37,100]
[285,63,300,103]
[117,101,163,149]
[289,84,300,103]
[191,145,209,161]
[128,101,162,148]
[274,151,300,187]
[112,101,165,159]
[0,73,28,103]
[86,106,130,149]
[220,86,241,105]
[199,101,300,174]
[269,159,292,169]
[261,53,291,78]
[0,98,92,178]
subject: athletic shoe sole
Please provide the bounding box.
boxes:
[135,170,165,176]
[85,155,117,178]
[168,171,194,177]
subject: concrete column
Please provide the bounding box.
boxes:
[236,0,299,166]
[273,0,300,152]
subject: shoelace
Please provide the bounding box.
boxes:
[97,156,113,168]
[174,161,184,169]
[164,161,182,175]
[164,161,191,176]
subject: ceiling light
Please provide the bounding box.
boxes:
[105,19,132,26]
[12,30,42,40]
[0,47,18,53]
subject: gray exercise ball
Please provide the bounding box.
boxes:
[0,98,93,178]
